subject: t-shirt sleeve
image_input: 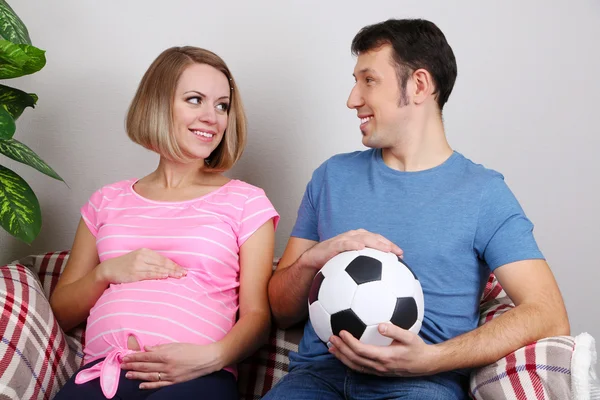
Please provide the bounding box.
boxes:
[474,175,545,271]
[80,188,104,237]
[237,188,280,247]
[290,162,327,242]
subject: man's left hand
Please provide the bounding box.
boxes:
[121,342,224,389]
[328,323,439,377]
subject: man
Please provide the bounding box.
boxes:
[265,19,569,399]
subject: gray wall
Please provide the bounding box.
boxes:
[2,0,598,345]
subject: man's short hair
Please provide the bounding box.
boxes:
[351,19,457,111]
[126,46,247,171]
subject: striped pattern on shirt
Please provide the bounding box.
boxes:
[80,178,279,374]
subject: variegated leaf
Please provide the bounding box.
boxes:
[0,105,15,139]
[0,138,62,181]
[0,84,37,120]
[0,40,45,79]
[0,0,31,45]
[0,164,41,243]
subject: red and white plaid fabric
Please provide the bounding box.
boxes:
[1,252,576,399]
[470,336,574,399]
[0,253,84,400]
[469,275,574,399]
[237,326,303,400]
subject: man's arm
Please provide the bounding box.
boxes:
[328,258,570,376]
[268,237,319,329]
[431,258,569,372]
[269,230,404,329]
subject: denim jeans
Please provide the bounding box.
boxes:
[263,360,469,400]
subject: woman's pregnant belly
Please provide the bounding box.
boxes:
[83,274,238,363]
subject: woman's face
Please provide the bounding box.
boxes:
[172,63,231,161]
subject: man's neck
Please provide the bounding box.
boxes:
[381,117,453,172]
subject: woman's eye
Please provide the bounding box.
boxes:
[216,103,229,112]
[187,97,201,105]
[365,77,374,83]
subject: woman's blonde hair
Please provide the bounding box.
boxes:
[126,46,247,171]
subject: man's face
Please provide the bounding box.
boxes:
[347,44,411,149]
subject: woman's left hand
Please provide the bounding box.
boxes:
[121,342,225,389]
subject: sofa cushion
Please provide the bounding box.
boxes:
[468,274,575,399]
[0,263,83,400]
[2,251,584,400]
[237,325,302,399]
[469,336,575,399]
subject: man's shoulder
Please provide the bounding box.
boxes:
[328,149,374,163]
[454,153,523,210]
[317,149,374,172]
[306,150,374,186]
[455,152,505,185]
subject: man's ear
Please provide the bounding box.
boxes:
[411,68,435,105]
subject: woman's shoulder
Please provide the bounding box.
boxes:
[88,178,136,201]
[98,178,136,192]
[221,179,268,198]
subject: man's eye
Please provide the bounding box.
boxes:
[365,77,374,83]
[187,97,201,105]
[216,103,229,112]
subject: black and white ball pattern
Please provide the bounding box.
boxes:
[308,248,424,346]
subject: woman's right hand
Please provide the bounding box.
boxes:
[96,248,187,285]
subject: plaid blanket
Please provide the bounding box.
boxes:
[0,252,584,399]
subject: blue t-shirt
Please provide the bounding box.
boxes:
[288,149,544,370]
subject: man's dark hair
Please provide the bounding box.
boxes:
[351,19,457,111]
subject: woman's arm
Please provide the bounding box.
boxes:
[216,219,276,366]
[49,218,108,331]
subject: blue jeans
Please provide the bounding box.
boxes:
[263,360,468,400]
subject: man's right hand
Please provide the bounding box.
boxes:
[269,229,403,328]
[300,229,403,271]
[96,248,187,284]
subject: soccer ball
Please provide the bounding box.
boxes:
[308,248,424,346]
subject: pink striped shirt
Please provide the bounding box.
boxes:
[76,178,278,395]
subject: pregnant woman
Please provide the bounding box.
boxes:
[50,46,279,400]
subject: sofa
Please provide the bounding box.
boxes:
[1,251,599,399]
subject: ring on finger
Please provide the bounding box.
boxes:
[158,372,161,381]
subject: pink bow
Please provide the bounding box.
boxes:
[75,334,145,399]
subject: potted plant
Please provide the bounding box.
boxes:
[0,0,63,243]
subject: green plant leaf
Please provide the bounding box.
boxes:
[0,106,15,139]
[0,164,41,243]
[0,0,31,45]
[0,40,45,79]
[0,84,37,120]
[0,138,62,181]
